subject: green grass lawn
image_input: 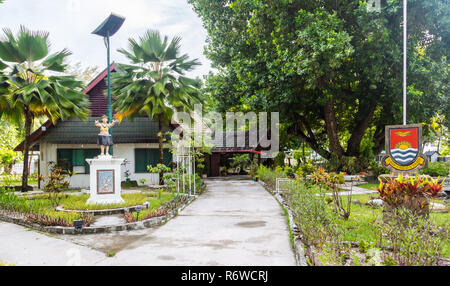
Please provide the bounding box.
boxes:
[0,174,38,186]
[59,192,174,210]
[1,190,177,226]
[332,193,450,258]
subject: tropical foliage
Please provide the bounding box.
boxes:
[112,30,202,185]
[189,0,449,172]
[420,161,450,177]
[377,175,443,216]
[257,167,449,265]
[0,26,90,191]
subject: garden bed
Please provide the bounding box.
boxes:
[55,202,150,216]
[0,180,206,235]
[257,166,450,266]
[0,196,195,235]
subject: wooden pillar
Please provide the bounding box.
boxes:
[210,153,221,177]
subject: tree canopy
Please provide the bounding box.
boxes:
[0,26,90,190]
[112,30,202,181]
[190,0,449,171]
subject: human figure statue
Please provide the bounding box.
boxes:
[95,115,119,156]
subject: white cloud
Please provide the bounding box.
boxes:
[0,0,211,78]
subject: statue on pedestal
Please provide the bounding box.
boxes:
[95,115,119,156]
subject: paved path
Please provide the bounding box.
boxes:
[334,185,378,196]
[0,178,295,266]
[0,221,107,266]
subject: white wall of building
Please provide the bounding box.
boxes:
[39,142,172,189]
[429,153,439,163]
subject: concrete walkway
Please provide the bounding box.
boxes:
[0,178,296,266]
[334,185,378,196]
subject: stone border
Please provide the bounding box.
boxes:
[0,190,202,235]
[55,202,150,216]
[258,181,308,266]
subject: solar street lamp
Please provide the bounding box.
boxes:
[92,13,125,155]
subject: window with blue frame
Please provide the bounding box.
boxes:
[135,149,172,173]
[57,149,101,174]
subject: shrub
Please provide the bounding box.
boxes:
[256,165,286,189]
[307,168,351,220]
[420,162,450,177]
[229,154,251,171]
[367,161,390,177]
[248,160,259,178]
[283,180,343,259]
[274,152,286,167]
[377,175,443,216]
[378,208,449,266]
[139,178,147,186]
[283,166,295,178]
[44,162,74,207]
[0,187,94,227]
[124,209,168,223]
[296,160,318,177]
[147,164,171,174]
[26,211,93,227]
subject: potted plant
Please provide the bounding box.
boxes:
[124,170,131,182]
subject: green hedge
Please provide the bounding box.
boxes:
[420,162,450,177]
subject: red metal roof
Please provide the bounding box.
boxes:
[83,63,115,94]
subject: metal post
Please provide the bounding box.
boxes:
[403,0,407,125]
[106,31,113,155]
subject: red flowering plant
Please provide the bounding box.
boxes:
[377,174,443,216]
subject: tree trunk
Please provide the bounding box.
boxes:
[372,125,385,155]
[158,113,164,185]
[346,106,376,156]
[289,118,331,160]
[21,110,32,192]
[324,98,344,157]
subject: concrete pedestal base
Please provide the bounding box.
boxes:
[85,156,125,205]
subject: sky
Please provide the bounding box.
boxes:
[0,0,212,79]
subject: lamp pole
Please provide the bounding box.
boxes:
[106,30,112,126]
[92,13,125,155]
[403,0,407,125]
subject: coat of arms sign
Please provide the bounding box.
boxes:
[381,124,427,172]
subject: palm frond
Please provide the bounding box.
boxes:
[42,49,71,72]
[17,26,50,62]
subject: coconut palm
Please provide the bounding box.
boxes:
[112,30,201,182]
[0,26,90,191]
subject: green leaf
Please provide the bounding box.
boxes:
[16,26,49,62]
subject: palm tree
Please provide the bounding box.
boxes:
[112,30,202,183]
[0,26,90,191]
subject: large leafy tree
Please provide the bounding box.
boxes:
[190,0,449,171]
[0,26,90,191]
[112,30,201,181]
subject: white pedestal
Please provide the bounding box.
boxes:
[85,155,125,205]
